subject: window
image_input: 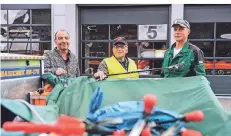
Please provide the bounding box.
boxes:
[189,22,231,75]
[110,25,137,40]
[189,23,214,39]
[216,23,231,39]
[1,9,51,55]
[191,41,214,57]
[80,24,168,76]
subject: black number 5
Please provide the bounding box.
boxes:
[146,26,157,39]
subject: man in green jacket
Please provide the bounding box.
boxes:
[161,19,206,78]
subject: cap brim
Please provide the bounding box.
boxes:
[113,42,127,46]
[172,24,187,28]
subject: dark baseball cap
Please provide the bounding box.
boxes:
[113,37,128,46]
[172,19,190,30]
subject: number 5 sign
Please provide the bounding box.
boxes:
[138,24,168,40]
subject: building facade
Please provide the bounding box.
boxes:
[1,4,231,95]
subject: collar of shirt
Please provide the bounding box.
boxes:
[54,47,71,65]
[113,55,129,71]
[169,40,189,57]
[54,47,71,58]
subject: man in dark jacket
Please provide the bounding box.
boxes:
[161,19,206,78]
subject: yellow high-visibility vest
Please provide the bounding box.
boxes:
[104,56,139,79]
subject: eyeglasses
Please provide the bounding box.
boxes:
[113,45,127,49]
[85,52,106,57]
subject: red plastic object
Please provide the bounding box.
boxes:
[138,60,150,69]
[54,122,86,135]
[181,129,203,136]
[205,60,231,70]
[3,122,54,134]
[56,114,83,124]
[141,127,152,136]
[143,94,157,114]
[113,130,125,136]
[184,110,205,122]
[3,115,86,135]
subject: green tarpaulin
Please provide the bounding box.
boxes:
[1,99,59,136]
[47,75,231,136]
[1,99,59,123]
[1,74,231,136]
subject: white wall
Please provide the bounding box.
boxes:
[170,4,184,45]
[51,4,78,56]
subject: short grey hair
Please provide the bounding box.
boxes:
[54,29,70,40]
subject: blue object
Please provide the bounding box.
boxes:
[87,88,184,134]
[87,87,104,121]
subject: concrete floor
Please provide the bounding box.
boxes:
[218,97,231,111]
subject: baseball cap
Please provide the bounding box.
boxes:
[113,37,128,46]
[172,19,190,30]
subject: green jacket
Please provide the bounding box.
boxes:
[161,41,206,77]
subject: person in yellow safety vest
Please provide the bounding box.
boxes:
[93,37,139,80]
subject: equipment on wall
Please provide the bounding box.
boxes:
[220,34,231,39]
[205,60,231,75]
[85,52,106,57]
[138,60,151,75]
[85,67,94,75]
[87,25,98,32]
[113,25,121,30]
[88,60,101,65]
[137,42,166,58]
[86,42,104,48]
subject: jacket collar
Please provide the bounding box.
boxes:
[54,47,71,57]
[112,55,128,63]
[169,40,189,56]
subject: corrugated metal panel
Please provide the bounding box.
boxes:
[184,5,231,22]
[1,77,40,100]
[206,76,231,95]
[80,6,170,24]
[1,4,51,10]
[78,4,169,7]
[0,53,44,60]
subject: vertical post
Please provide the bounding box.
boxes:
[170,4,184,45]
[51,4,78,56]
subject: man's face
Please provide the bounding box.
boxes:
[173,25,190,42]
[112,43,128,59]
[55,31,70,51]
